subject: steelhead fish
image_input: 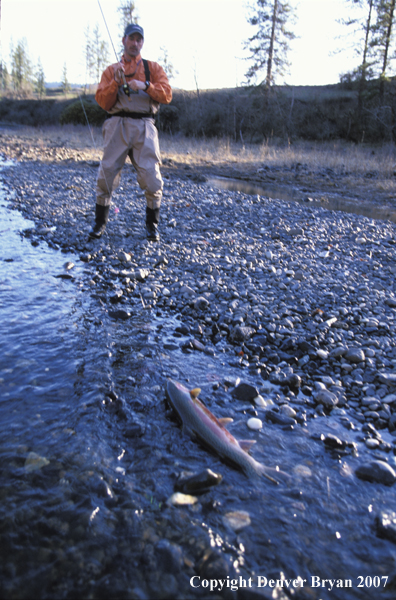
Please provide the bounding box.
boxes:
[166,379,280,484]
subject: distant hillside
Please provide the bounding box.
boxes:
[0,78,395,143]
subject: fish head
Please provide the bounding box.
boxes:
[166,379,198,410]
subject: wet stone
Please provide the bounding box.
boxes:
[265,409,297,426]
[108,309,131,320]
[355,460,396,486]
[230,325,256,342]
[315,389,339,408]
[175,469,223,495]
[345,348,366,364]
[166,492,198,506]
[155,539,183,574]
[222,510,251,532]
[247,417,263,431]
[231,382,259,403]
[376,511,396,543]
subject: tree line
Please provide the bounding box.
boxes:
[0,1,141,98]
[3,1,396,141]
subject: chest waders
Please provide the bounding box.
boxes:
[89,60,160,242]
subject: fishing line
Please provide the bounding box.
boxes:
[97,0,131,96]
[77,92,113,206]
[97,0,120,64]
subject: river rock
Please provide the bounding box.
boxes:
[247,417,263,431]
[231,382,259,402]
[344,348,365,364]
[376,511,396,543]
[155,540,183,574]
[315,390,339,408]
[175,469,223,495]
[355,460,396,485]
[166,492,198,506]
[222,510,251,532]
[230,326,256,342]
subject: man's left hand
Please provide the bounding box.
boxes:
[129,80,147,92]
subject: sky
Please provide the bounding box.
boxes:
[0,0,359,90]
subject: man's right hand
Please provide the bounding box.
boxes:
[114,66,125,86]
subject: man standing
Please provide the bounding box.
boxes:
[89,23,172,241]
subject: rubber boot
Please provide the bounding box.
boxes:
[146,207,160,241]
[89,204,110,239]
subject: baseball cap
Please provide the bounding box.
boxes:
[124,24,144,38]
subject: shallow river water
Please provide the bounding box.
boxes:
[207,176,396,224]
[1,165,396,600]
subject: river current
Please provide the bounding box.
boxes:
[1,163,396,599]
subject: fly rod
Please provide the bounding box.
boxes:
[97,0,132,96]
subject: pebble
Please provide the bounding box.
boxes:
[222,510,251,532]
[355,460,396,485]
[254,394,274,408]
[231,382,259,403]
[365,438,380,449]
[175,469,223,494]
[247,417,263,430]
[166,492,198,507]
[24,451,50,472]
[376,511,396,543]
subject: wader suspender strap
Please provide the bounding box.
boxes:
[143,59,150,83]
[106,59,153,120]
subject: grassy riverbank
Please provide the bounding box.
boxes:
[1,124,396,208]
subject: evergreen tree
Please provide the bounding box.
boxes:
[371,0,396,100]
[118,0,139,36]
[35,58,46,99]
[244,0,296,88]
[340,0,377,116]
[158,46,178,81]
[84,25,94,92]
[84,24,110,86]
[61,63,71,96]
[0,62,10,94]
[91,24,110,82]
[341,0,376,82]
[10,38,33,96]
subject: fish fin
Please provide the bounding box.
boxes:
[189,387,201,399]
[182,424,196,439]
[218,417,234,427]
[257,464,280,485]
[257,464,292,485]
[239,439,256,452]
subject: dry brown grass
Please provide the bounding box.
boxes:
[1,125,396,195]
[160,134,396,177]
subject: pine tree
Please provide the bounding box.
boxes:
[244,0,296,88]
[91,24,110,82]
[0,62,10,94]
[340,0,377,116]
[10,38,33,96]
[35,58,46,99]
[371,0,396,100]
[118,0,139,36]
[84,24,110,86]
[158,46,177,81]
[61,63,71,96]
[341,1,376,81]
[84,25,94,92]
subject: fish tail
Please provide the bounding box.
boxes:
[256,463,280,485]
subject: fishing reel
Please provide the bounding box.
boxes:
[122,82,138,96]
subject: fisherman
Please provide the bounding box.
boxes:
[89,23,172,241]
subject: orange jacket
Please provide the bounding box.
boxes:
[95,53,172,112]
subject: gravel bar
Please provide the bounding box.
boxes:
[3,155,396,467]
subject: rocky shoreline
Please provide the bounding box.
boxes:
[2,140,396,486]
[4,136,396,599]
